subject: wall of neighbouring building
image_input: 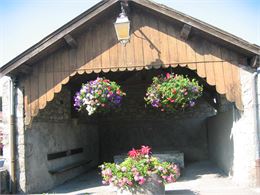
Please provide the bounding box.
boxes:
[24,87,99,193]
[98,80,216,164]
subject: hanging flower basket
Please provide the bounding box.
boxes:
[100,146,180,195]
[74,77,126,115]
[144,73,203,112]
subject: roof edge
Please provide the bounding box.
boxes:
[1,0,260,76]
[0,0,119,75]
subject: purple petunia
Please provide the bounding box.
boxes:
[151,99,160,107]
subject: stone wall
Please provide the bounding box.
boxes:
[207,66,260,187]
[24,87,99,193]
[2,79,11,176]
[0,168,9,194]
[230,67,259,187]
[2,78,26,192]
[98,82,216,164]
[208,108,234,175]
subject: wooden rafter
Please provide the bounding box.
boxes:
[180,24,191,40]
[250,55,259,67]
[64,34,78,49]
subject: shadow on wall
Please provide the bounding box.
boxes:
[207,107,236,176]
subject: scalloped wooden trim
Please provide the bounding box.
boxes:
[24,60,243,126]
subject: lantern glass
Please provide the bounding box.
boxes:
[114,22,130,40]
[114,11,130,45]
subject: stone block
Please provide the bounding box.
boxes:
[114,151,184,168]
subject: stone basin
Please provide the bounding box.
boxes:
[114,150,184,168]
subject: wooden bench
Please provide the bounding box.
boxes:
[49,160,92,174]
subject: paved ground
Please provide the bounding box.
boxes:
[49,161,260,195]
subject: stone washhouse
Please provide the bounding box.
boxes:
[0,0,260,193]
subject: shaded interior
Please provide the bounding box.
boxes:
[24,67,235,193]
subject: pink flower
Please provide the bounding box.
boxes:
[128,148,139,158]
[140,145,151,155]
[170,99,175,103]
[166,73,171,79]
[173,164,179,171]
[118,180,124,187]
[102,168,112,176]
[138,177,146,185]
[134,175,139,181]
[166,176,173,183]
[127,180,133,186]
[158,166,164,171]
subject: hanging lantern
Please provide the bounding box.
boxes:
[114,3,130,46]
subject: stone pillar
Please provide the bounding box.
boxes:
[15,83,26,192]
[2,78,11,174]
[231,67,257,187]
[1,77,26,192]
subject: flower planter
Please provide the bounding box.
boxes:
[73,77,125,115]
[100,146,180,195]
[117,174,165,195]
[145,73,203,112]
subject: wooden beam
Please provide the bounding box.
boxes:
[180,24,191,40]
[250,55,259,67]
[64,34,78,48]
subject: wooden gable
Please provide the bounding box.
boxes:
[18,7,248,125]
[1,0,257,125]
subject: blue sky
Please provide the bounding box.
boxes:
[0,0,259,66]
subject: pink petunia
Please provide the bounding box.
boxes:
[140,145,151,155]
[166,73,171,79]
[134,175,139,181]
[138,177,146,185]
[128,148,139,158]
[127,180,133,186]
[158,166,164,171]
